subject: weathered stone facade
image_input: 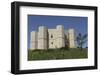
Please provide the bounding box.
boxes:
[30,25,76,50]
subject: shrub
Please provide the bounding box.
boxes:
[60,47,69,50]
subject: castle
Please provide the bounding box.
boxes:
[30,25,76,50]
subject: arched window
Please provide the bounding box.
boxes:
[51,42,53,44]
[51,34,53,38]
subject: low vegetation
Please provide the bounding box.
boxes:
[28,48,88,61]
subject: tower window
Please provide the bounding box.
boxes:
[51,34,53,38]
[51,42,53,44]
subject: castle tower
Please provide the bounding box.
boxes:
[48,29,57,49]
[38,26,48,50]
[68,29,76,48]
[56,25,65,48]
[30,31,37,50]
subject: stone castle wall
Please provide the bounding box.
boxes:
[30,25,76,50]
[68,29,76,48]
[38,26,48,50]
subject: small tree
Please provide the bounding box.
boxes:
[76,33,87,50]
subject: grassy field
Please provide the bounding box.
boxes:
[28,48,88,61]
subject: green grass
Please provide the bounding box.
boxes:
[28,48,88,61]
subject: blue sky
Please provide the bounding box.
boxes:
[28,15,88,48]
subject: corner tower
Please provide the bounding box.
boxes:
[68,29,76,48]
[38,26,48,50]
[56,25,65,48]
[30,31,37,50]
